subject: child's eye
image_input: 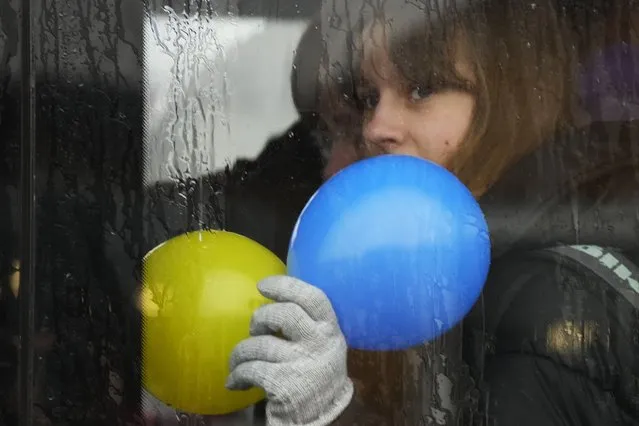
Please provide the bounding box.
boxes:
[409,85,434,101]
[355,87,379,111]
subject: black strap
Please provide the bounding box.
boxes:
[545,245,639,310]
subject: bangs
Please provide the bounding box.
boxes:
[388,17,476,94]
[320,1,477,106]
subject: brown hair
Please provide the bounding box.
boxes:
[316,0,579,196]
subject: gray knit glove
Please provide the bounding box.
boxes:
[225,275,353,426]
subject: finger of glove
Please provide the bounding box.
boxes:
[229,334,299,371]
[258,275,338,324]
[225,360,275,392]
[250,302,318,342]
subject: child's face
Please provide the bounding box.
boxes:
[323,26,476,178]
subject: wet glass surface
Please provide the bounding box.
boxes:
[1,0,638,425]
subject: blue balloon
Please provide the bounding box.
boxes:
[287,154,491,351]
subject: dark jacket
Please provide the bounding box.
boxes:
[463,119,639,425]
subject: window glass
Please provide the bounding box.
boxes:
[1,0,638,425]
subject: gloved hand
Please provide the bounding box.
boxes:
[226,275,353,426]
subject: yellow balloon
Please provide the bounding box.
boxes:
[141,230,285,415]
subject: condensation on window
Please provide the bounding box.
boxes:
[1,0,638,425]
